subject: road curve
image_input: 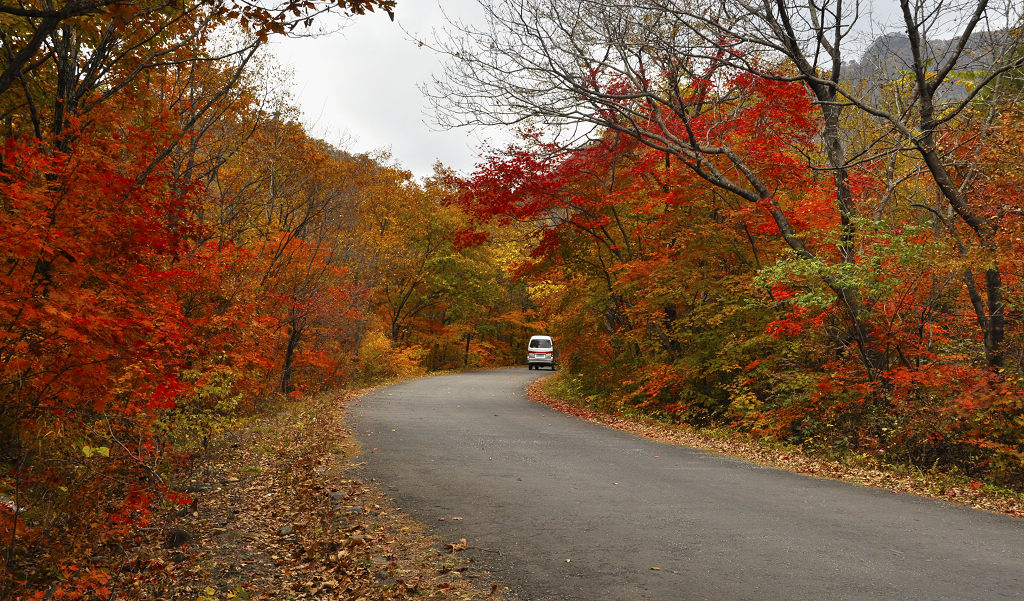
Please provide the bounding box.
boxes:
[349,368,1023,601]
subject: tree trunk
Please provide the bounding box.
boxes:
[280,311,301,395]
[985,267,1005,368]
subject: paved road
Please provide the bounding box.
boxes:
[349,368,1024,601]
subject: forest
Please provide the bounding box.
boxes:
[2,0,1024,597]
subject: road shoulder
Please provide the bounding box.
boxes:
[126,391,508,600]
[527,375,1024,518]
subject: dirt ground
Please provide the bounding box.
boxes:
[119,391,510,601]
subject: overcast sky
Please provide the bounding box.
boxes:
[266,0,975,180]
[269,1,504,179]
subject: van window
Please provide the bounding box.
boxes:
[529,339,552,349]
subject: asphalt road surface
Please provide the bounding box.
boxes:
[349,368,1024,601]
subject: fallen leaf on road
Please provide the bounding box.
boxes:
[445,538,468,553]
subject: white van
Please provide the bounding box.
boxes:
[527,335,556,370]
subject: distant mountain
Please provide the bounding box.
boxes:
[841,29,1017,102]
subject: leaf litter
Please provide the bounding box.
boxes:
[118,391,512,600]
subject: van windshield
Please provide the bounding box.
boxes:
[529,339,552,349]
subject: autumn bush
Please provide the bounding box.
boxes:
[0,123,197,596]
